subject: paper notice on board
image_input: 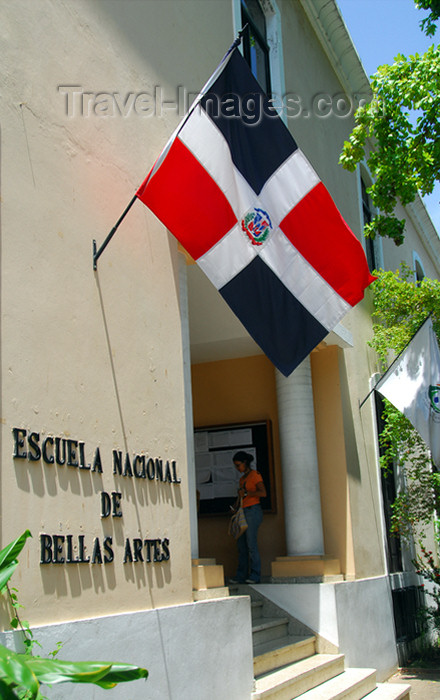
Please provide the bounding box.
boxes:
[196,468,212,486]
[194,431,209,452]
[208,428,252,449]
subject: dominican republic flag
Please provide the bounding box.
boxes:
[136,47,374,376]
[376,318,440,466]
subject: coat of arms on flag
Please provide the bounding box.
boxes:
[136,46,375,376]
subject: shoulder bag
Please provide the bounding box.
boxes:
[228,498,248,539]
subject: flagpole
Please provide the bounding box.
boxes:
[93,194,137,270]
[221,24,247,61]
[92,30,248,272]
[359,314,433,409]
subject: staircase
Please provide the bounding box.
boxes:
[231,585,411,700]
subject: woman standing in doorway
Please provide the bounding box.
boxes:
[230,450,266,584]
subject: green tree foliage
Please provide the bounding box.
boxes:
[371,265,440,539]
[416,0,440,36]
[370,264,440,365]
[340,3,440,245]
[0,532,148,699]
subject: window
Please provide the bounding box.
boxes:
[413,253,425,285]
[375,392,403,573]
[392,586,424,643]
[241,0,272,94]
[361,178,377,272]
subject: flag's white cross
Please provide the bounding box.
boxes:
[179,107,350,331]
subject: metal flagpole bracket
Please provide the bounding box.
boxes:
[219,25,247,64]
[93,194,137,270]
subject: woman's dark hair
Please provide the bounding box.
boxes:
[233,450,254,466]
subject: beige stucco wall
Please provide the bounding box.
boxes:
[3,0,438,631]
[311,345,356,577]
[0,0,235,627]
[337,308,388,578]
[381,200,440,278]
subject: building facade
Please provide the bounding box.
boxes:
[1,0,439,697]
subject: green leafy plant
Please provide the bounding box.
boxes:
[340,1,440,245]
[368,263,440,367]
[0,531,148,698]
[416,0,440,36]
[370,265,440,541]
[379,401,439,541]
[0,531,38,655]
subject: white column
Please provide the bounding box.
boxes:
[276,356,324,556]
[178,253,199,559]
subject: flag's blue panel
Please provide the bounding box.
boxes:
[219,257,327,376]
[201,50,297,195]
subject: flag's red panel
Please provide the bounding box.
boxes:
[137,138,237,260]
[280,182,375,307]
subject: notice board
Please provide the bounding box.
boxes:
[194,420,275,515]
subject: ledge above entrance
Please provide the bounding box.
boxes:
[321,323,353,350]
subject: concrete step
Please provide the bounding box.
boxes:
[193,586,229,601]
[252,600,264,620]
[298,667,377,699]
[245,585,405,700]
[252,616,290,647]
[271,555,341,579]
[252,653,345,700]
[365,684,411,699]
[253,635,316,676]
[192,562,224,590]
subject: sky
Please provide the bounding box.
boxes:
[336,0,440,232]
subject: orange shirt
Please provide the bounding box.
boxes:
[240,469,264,508]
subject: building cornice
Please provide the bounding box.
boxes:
[298,0,371,98]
